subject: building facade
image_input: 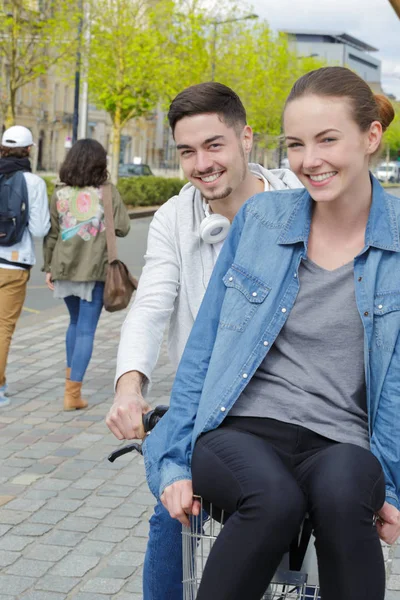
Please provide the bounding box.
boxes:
[282,30,382,84]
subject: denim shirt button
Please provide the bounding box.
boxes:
[220,406,226,412]
[378,304,383,309]
[252,292,257,297]
[282,308,287,313]
[263,341,269,346]
[228,277,233,281]
[242,373,248,378]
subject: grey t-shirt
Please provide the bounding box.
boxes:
[230,258,369,449]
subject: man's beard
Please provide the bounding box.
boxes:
[201,146,247,202]
[203,186,233,202]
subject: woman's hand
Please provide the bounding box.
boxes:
[161,480,201,527]
[45,272,54,291]
[376,501,400,544]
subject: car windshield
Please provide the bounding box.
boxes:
[119,164,152,175]
[378,164,395,173]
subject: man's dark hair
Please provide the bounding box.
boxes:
[168,82,247,135]
[0,146,30,159]
[59,138,108,187]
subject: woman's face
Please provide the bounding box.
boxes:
[283,94,381,204]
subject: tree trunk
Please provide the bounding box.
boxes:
[5,104,14,129]
[110,105,121,184]
[5,88,16,128]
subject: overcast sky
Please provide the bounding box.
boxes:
[250,0,400,98]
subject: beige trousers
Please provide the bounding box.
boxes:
[0,267,30,388]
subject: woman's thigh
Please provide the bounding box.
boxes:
[77,282,104,333]
[64,295,80,323]
[297,442,385,519]
[192,426,306,518]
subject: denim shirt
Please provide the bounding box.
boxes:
[143,176,400,510]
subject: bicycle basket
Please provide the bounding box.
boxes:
[182,499,321,600]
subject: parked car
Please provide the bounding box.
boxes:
[118,163,154,177]
[375,161,400,183]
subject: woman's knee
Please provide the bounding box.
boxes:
[309,443,385,517]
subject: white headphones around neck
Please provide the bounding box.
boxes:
[200,201,230,244]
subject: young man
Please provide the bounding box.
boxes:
[0,126,50,406]
[106,82,301,599]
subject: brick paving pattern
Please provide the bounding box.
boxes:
[0,305,399,599]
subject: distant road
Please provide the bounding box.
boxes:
[22,216,152,318]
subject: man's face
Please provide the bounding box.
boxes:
[174,113,251,202]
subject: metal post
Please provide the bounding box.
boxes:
[72,0,83,145]
[78,1,90,140]
[211,22,217,81]
[209,14,258,82]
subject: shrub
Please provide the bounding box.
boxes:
[117,176,185,207]
[42,175,56,199]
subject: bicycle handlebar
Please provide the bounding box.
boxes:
[108,405,169,462]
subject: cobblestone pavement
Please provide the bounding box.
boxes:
[0,305,399,599]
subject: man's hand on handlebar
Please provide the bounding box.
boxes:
[106,371,151,440]
[161,480,201,527]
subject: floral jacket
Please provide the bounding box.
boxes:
[43,183,130,281]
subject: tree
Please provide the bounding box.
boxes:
[88,0,173,183]
[161,2,324,159]
[0,0,81,127]
[87,0,324,177]
[384,101,400,160]
[212,21,323,143]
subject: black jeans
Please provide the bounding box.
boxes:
[191,417,386,600]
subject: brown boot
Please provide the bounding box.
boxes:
[63,380,88,411]
[66,367,71,380]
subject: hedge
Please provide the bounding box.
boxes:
[42,175,56,199]
[42,175,185,207]
[117,176,185,207]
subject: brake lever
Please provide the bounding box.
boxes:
[108,442,143,462]
[107,404,169,462]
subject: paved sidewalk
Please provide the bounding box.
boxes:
[0,305,175,600]
[0,305,399,599]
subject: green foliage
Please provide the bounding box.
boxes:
[88,0,171,125]
[160,2,326,145]
[86,0,327,172]
[42,175,56,200]
[0,0,81,125]
[117,176,185,207]
[384,101,400,159]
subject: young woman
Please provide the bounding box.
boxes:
[43,139,130,411]
[144,66,400,600]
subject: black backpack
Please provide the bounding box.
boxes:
[0,171,29,246]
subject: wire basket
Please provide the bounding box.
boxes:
[182,500,321,600]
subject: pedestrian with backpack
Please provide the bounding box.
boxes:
[0,125,50,407]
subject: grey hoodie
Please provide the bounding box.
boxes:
[115,165,302,391]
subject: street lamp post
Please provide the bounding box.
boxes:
[210,13,258,81]
[72,0,84,145]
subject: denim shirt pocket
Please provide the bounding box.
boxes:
[220,264,271,332]
[373,292,400,352]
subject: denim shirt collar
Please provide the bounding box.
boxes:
[277,174,400,254]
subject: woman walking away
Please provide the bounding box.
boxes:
[43,139,130,411]
[151,66,400,600]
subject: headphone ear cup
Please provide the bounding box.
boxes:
[200,213,230,244]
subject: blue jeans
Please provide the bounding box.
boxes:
[143,500,183,600]
[64,282,104,382]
